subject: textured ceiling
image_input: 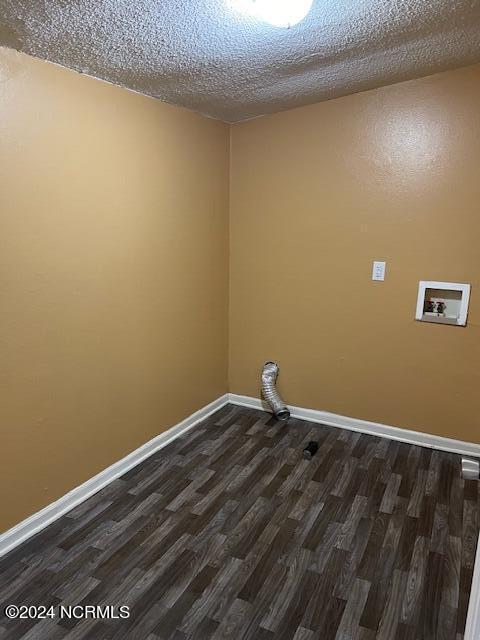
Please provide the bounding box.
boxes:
[0,0,479,122]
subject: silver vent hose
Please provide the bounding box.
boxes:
[261,361,290,421]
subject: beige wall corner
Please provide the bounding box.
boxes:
[229,64,480,444]
[0,47,229,533]
[2,45,480,535]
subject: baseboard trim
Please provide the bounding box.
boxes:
[0,393,229,559]
[228,393,480,458]
[465,535,480,640]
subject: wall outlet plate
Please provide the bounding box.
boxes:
[372,261,386,281]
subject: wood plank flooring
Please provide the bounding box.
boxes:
[0,404,478,639]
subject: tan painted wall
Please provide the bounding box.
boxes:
[229,64,480,444]
[0,48,229,533]
[2,46,479,534]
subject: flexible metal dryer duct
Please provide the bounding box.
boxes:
[261,361,290,421]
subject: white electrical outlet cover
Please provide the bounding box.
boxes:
[372,261,386,281]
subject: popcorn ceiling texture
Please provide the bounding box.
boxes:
[0,0,479,122]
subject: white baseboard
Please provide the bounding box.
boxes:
[465,535,480,640]
[228,393,480,458]
[0,393,229,559]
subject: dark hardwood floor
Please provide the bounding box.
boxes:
[0,404,478,639]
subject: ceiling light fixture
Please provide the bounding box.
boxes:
[233,0,313,28]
